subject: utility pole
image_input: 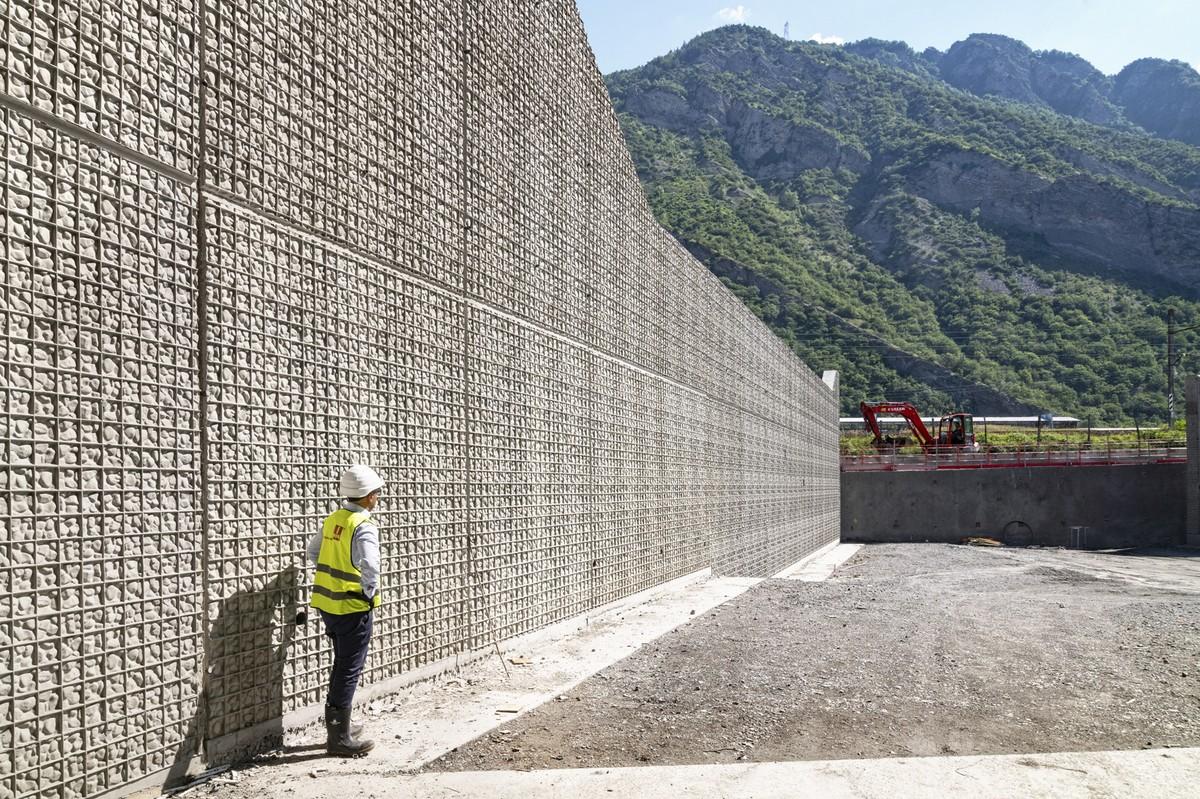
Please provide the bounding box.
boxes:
[1167,312,1200,427]
[1168,307,1175,425]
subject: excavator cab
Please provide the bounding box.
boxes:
[936,413,976,450]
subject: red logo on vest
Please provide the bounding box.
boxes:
[331,524,344,540]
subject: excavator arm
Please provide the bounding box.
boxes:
[860,401,936,450]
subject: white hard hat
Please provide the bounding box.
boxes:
[339,465,385,498]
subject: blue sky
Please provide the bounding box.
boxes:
[575,0,1200,76]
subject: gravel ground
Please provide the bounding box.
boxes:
[427,544,1200,772]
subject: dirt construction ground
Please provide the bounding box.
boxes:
[428,544,1200,772]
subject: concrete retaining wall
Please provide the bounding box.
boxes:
[0,2,839,797]
[1188,376,1199,546]
[842,464,1187,548]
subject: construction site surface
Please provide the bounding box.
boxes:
[163,543,1200,799]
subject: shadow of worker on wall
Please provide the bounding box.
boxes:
[167,564,321,786]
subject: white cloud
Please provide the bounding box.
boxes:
[808,33,845,45]
[716,5,749,23]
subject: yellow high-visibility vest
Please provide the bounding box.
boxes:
[310,508,380,614]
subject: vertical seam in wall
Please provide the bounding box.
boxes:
[460,0,475,651]
[193,0,214,760]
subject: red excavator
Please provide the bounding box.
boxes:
[859,401,977,453]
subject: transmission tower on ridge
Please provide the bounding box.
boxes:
[784,21,790,39]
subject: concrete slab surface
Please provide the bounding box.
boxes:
[197,748,1200,798]
[187,743,1200,791]
[775,542,863,580]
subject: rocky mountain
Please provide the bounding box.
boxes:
[607,26,1200,421]
[937,35,1122,126]
[1112,58,1200,147]
[851,33,1200,148]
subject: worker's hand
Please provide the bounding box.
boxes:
[295,610,308,625]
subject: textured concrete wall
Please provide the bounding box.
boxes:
[0,2,838,797]
[1188,376,1199,546]
[842,464,1186,548]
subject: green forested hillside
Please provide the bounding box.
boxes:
[607,26,1200,422]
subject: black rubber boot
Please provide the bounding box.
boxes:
[323,705,363,736]
[325,705,374,757]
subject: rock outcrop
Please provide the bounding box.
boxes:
[855,33,1200,147]
[937,34,1121,125]
[1112,59,1200,147]
[899,148,1200,294]
[725,101,869,180]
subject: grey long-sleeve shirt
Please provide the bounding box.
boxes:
[307,500,381,599]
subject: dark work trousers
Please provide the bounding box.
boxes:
[318,609,373,709]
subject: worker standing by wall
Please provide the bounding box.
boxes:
[307,465,385,756]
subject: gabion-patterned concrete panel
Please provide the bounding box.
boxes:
[0,106,203,798]
[1,0,199,172]
[1,1,839,797]
[201,201,472,731]
[201,0,466,287]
